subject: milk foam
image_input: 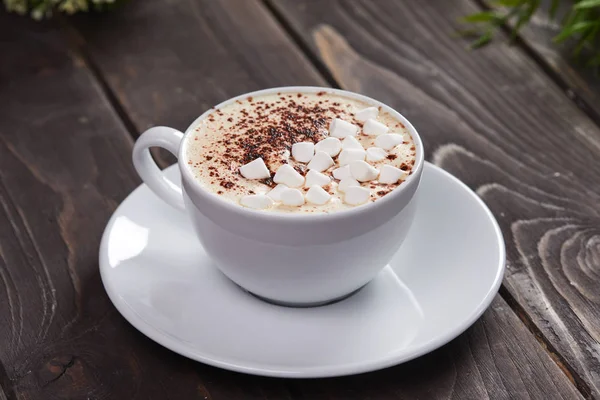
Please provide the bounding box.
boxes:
[185,92,416,213]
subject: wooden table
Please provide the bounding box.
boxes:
[1,1,599,399]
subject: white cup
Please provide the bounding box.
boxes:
[132,87,424,306]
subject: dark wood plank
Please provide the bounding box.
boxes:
[268,0,600,397]
[287,296,582,400]
[67,0,327,166]
[0,12,293,400]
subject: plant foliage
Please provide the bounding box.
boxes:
[4,0,121,19]
[462,0,600,67]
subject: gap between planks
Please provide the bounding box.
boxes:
[57,16,140,142]
[262,1,596,399]
[262,0,340,89]
[499,286,593,399]
[57,16,175,169]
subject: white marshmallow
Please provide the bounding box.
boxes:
[344,186,371,205]
[338,148,366,166]
[304,169,331,188]
[342,135,364,151]
[332,165,352,180]
[362,119,389,136]
[306,185,331,205]
[280,188,305,206]
[307,151,334,172]
[349,160,379,182]
[355,106,378,122]
[291,142,315,163]
[366,147,387,162]
[314,137,342,157]
[239,157,270,180]
[379,165,407,184]
[267,184,288,202]
[337,177,360,193]
[329,118,359,138]
[375,133,404,150]
[240,194,274,210]
[273,164,304,187]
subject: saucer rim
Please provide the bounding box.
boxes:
[99,162,506,378]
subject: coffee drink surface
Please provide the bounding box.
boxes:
[185,91,416,213]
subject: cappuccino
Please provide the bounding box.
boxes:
[185,91,416,213]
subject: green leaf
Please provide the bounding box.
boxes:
[562,8,584,27]
[554,21,599,42]
[574,0,600,10]
[572,25,598,55]
[492,0,524,6]
[460,11,499,23]
[470,31,494,49]
[512,0,540,40]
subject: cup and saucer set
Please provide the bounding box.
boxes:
[99,87,505,378]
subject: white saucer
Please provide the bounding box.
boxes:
[99,162,505,378]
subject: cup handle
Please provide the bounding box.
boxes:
[132,126,186,211]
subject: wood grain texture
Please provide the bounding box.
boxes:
[268,0,600,397]
[288,296,582,400]
[68,0,326,166]
[0,11,293,400]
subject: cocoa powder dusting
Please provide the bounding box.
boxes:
[187,92,416,213]
[223,102,339,169]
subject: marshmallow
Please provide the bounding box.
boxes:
[342,135,364,151]
[332,165,352,180]
[338,177,360,193]
[239,157,270,180]
[307,151,334,172]
[291,142,315,163]
[349,160,379,182]
[379,165,407,184]
[240,194,274,210]
[362,119,389,136]
[314,137,342,157]
[366,147,387,162]
[355,106,378,122]
[267,184,288,202]
[329,118,359,138]
[305,169,331,188]
[338,148,366,166]
[344,186,371,205]
[375,133,404,150]
[273,164,304,187]
[306,185,331,205]
[280,188,305,206]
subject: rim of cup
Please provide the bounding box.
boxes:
[179,86,425,222]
